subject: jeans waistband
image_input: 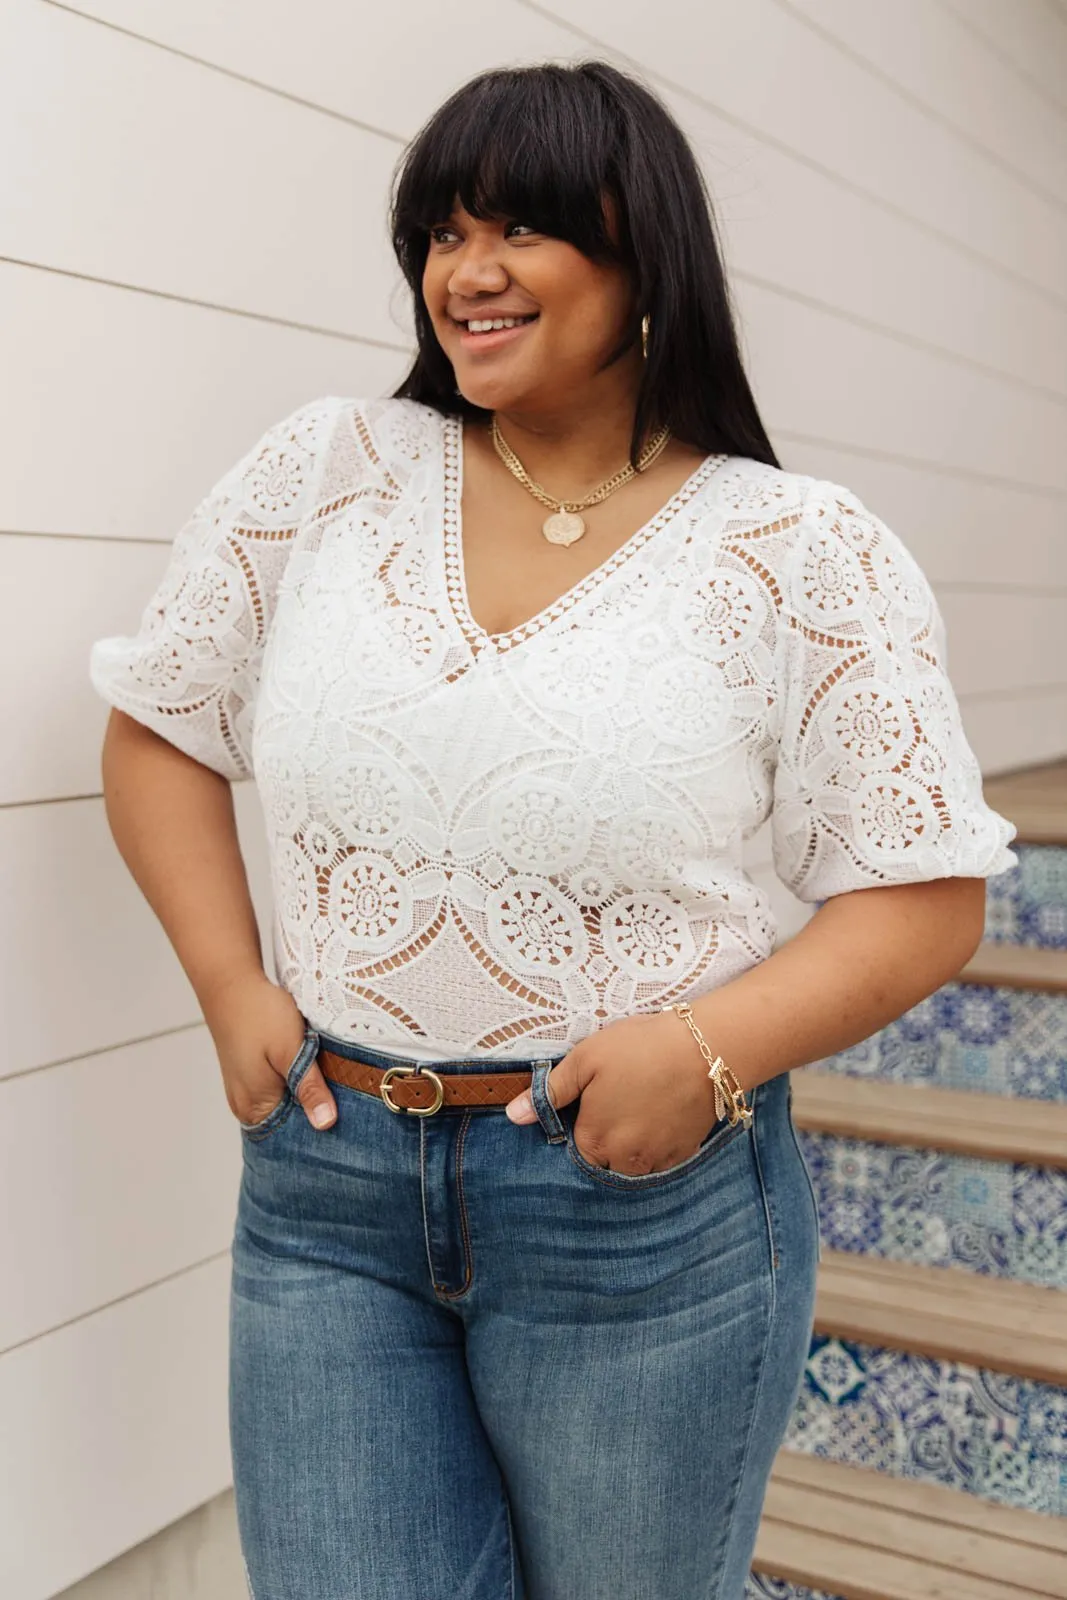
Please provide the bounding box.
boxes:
[315,1028,567,1078]
[313,1028,791,1121]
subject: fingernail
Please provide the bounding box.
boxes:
[506,1093,533,1122]
[311,1103,335,1128]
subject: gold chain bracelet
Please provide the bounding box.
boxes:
[660,1002,754,1128]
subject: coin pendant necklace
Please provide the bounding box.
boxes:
[490,415,672,546]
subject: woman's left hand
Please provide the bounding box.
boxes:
[504,1010,722,1174]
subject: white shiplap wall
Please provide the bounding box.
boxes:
[3,1,1065,1594]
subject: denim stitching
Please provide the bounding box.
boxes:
[711,1081,778,1599]
[436,1111,475,1301]
[749,1082,781,1273]
[418,1117,437,1292]
[785,1076,822,1263]
[503,1489,517,1600]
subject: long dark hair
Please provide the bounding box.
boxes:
[388,60,780,470]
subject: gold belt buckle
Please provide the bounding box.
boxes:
[379,1064,445,1116]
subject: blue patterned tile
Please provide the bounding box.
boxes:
[939,985,1014,1046]
[784,1336,1067,1517]
[799,1131,1067,1287]
[816,984,1067,1102]
[986,843,1067,950]
[746,1578,842,1600]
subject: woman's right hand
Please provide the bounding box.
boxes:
[204,970,338,1130]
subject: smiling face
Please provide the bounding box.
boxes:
[422,200,642,415]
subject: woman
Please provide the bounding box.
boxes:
[90,59,1016,1600]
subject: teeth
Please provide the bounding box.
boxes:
[465,316,535,333]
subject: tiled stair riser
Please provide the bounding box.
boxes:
[814,984,1067,1101]
[797,1130,1067,1288]
[785,1336,1067,1519]
[746,842,1067,1591]
[985,842,1067,949]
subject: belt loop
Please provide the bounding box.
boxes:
[285,1024,321,1098]
[529,1060,567,1144]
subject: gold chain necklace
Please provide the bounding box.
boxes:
[490,415,672,547]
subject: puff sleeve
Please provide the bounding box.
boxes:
[89,397,342,782]
[770,478,1018,902]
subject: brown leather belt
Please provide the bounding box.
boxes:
[319,1047,536,1117]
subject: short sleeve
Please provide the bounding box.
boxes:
[89,397,344,781]
[770,478,1018,902]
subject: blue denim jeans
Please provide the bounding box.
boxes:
[229,1025,820,1600]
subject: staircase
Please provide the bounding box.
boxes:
[746,759,1067,1600]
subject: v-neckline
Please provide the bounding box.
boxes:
[440,412,728,656]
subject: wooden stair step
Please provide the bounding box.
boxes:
[814,1251,1067,1385]
[772,1453,1067,1555]
[959,941,1067,993]
[983,761,1067,847]
[985,804,1067,845]
[791,1069,1067,1168]
[755,1452,1067,1599]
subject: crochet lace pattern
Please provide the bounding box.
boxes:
[89,396,1017,1059]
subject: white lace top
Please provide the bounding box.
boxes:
[89,396,1017,1061]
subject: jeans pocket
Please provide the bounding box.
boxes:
[238,1022,320,1143]
[563,1101,751,1191]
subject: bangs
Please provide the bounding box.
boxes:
[391,67,626,265]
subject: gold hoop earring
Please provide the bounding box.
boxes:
[641,314,650,359]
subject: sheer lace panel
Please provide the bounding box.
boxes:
[89,397,353,780]
[769,481,1014,899]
